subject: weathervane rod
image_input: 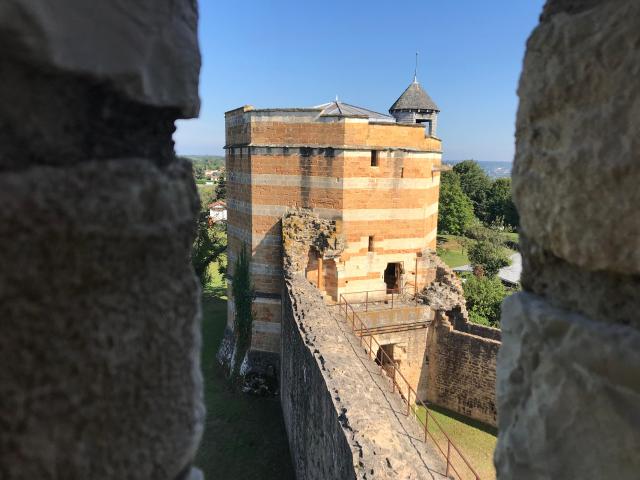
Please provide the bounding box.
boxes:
[414,51,419,82]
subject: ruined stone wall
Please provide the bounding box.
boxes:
[496,1,640,478]
[281,275,449,480]
[280,279,358,480]
[0,2,203,479]
[360,306,432,399]
[424,314,499,427]
[281,212,451,479]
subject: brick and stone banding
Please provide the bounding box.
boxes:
[223,103,442,367]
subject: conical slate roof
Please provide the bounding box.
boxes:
[389,80,439,112]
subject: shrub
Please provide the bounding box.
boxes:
[468,229,511,277]
[463,275,507,327]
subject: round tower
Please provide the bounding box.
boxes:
[389,77,440,136]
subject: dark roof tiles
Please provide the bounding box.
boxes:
[389,81,439,112]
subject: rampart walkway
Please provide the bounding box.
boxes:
[327,304,449,479]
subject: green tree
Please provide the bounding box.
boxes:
[438,171,475,235]
[468,228,511,277]
[192,210,227,287]
[192,164,205,180]
[486,178,519,229]
[463,275,507,327]
[453,160,492,220]
[232,246,254,376]
[215,171,227,200]
[197,184,217,209]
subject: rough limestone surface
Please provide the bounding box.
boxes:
[0,2,203,479]
[282,209,344,276]
[512,0,640,274]
[498,2,640,477]
[0,159,205,479]
[281,275,448,480]
[417,252,467,315]
[496,293,640,479]
[0,0,200,117]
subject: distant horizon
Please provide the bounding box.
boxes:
[180,153,514,164]
[174,1,544,163]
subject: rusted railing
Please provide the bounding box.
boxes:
[340,294,481,480]
[339,286,419,311]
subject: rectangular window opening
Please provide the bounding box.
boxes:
[370,150,379,167]
[368,235,375,252]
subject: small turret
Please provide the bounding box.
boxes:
[389,77,440,136]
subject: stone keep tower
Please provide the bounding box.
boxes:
[222,78,443,374]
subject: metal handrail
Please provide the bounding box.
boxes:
[340,286,419,311]
[340,294,481,480]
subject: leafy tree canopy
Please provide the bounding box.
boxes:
[463,275,507,327]
[468,228,511,277]
[486,177,519,229]
[215,171,227,200]
[438,171,475,235]
[453,160,492,220]
[192,212,227,287]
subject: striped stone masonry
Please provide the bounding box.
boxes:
[225,105,442,357]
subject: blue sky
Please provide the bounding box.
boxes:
[175,0,545,162]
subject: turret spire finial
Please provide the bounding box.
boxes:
[414,51,419,83]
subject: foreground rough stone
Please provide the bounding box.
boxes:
[496,293,640,479]
[0,1,203,478]
[0,0,200,117]
[0,159,204,479]
[498,3,640,477]
[512,0,640,275]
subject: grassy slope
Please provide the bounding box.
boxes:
[416,405,498,480]
[195,264,295,480]
[437,233,519,269]
[436,234,471,268]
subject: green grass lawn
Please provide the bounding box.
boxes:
[437,233,519,270]
[195,263,295,480]
[416,405,497,480]
[436,234,471,268]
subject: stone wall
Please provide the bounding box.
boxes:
[281,275,448,480]
[424,313,500,427]
[362,306,433,400]
[496,1,640,478]
[0,2,204,479]
[280,278,359,480]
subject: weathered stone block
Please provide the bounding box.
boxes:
[496,292,640,479]
[513,0,640,274]
[0,158,204,478]
[0,0,200,116]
